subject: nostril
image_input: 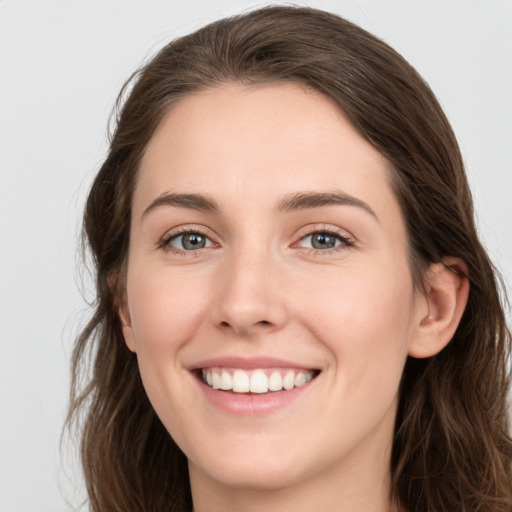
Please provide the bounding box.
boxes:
[217,319,272,331]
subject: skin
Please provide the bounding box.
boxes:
[119,82,469,512]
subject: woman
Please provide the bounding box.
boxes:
[67,6,512,511]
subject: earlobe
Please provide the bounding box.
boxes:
[117,301,137,353]
[408,258,470,359]
[108,270,137,353]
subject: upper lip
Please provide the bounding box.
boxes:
[189,356,320,371]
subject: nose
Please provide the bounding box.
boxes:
[210,248,288,337]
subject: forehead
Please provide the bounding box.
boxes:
[135,81,397,218]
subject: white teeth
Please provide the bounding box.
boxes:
[283,370,295,390]
[220,370,232,391]
[268,371,283,391]
[202,367,316,394]
[232,369,250,392]
[250,370,269,393]
[294,372,306,387]
[211,371,221,390]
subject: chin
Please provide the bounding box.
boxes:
[207,470,304,493]
[190,448,311,491]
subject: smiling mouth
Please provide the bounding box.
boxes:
[200,367,320,394]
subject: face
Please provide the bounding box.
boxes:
[121,82,426,495]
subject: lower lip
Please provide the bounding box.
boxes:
[195,374,317,415]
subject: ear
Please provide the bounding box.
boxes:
[408,258,470,358]
[108,271,137,353]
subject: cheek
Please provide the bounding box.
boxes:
[127,264,212,354]
[124,265,214,423]
[303,269,415,453]
[299,262,415,384]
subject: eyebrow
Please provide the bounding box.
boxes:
[142,190,378,221]
[277,191,378,220]
[142,192,220,218]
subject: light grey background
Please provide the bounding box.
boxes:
[0,1,510,510]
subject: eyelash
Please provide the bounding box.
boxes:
[158,227,215,256]
[295,228,354,255]
[158,226,354,256]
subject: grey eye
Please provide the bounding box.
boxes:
[311,233,337,249]
[302,232,341,250]
[183,233,206,250]
[170,232,210,250]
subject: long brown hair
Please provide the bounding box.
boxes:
[67,6,512,511]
